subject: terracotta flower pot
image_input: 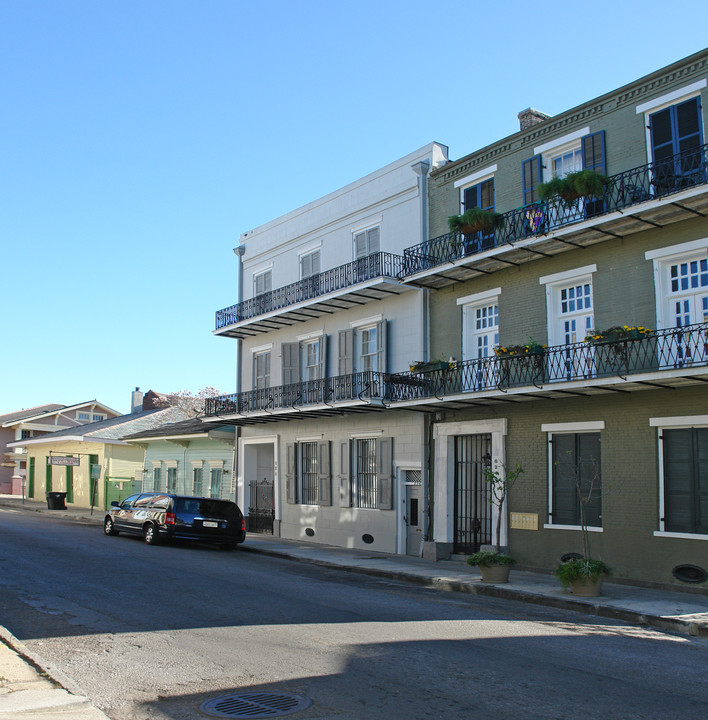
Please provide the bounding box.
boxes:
[479,564,512,584]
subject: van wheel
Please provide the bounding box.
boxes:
[144,523,160,545]
[104,517,119,536]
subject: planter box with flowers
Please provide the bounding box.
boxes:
[409,359,460,395]
[493,339,546,387]
[585,325,656,375]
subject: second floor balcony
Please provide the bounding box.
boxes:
[214,252,406,339]
[388,321,708,407]
[202,322,708,424]
[404,143,708,288]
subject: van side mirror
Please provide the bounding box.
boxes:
[111,501,119,507]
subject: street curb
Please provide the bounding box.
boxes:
[239,544,708,638]
[0,626,88,697]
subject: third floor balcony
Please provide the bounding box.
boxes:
[403,143,708,289]
[215,252,407,339]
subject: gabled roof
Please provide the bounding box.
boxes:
[0,404,65,425]
[7,407,190,447]
[0,400,122,428]
[124,418,234,441]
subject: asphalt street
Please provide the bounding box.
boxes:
[1,508,707,720]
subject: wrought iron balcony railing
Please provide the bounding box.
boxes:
[215,252,404,330]
[388,322,708,401]
[403,143,708,275]
[204,370,395,417]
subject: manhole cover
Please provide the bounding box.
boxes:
[200,692,312,718]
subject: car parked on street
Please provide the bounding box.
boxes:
[103,493,246,550]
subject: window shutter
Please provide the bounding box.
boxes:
[376,437,393,510]
[338,329,353,375]
[582,131,606,174]
[375,320,387,374]
[317,440,331,506]
[463,185,478,211]
[578,433,601,527]
[318,335,327,380]
[551,434,578,525]
[338,440,351,507]
[662,428,694,532]
[255,271,272,296]
[354,232,368,259]
[367,227,380,254]
[522,155,543,205]
[281,342,300,385]
[286,443,296,504]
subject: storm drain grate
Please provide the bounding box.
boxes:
[200,692,312,718]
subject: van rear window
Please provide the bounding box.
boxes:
[175,498,238,519]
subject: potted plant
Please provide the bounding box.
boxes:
[584,325,652,343]
[555,557,611,596]
[409,358,455,373]
[466,462,525,583]
[538,169,611,208]
[494,338,546,357]
[467,549,516,583]
[448,206,505,235]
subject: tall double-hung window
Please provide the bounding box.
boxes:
[285,440,331,506]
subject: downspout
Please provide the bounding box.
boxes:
[411,160,430,362]
[232,244,245,508]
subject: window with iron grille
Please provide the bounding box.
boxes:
[299,442,319,504]
[356,438,378,509]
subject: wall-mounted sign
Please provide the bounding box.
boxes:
[510,512,539,530]
[50,456,80,466]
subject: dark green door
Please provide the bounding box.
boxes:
[66,464,73,504]
[28,457,35,498]
[45,458,52,493]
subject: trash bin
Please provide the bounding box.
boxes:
[46,492,67,510]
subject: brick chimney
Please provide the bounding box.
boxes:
[518,108,551,131]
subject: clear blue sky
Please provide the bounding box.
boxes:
[1,0,706,415]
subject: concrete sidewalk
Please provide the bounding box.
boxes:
[1,492,707,716]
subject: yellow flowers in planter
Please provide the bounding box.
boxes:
[584,325,652,343]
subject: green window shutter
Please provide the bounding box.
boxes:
[45,457,52,493]
[338,329,353,375]
[375,320,387,375]
[28,456,35,498]
[286,443,297,504]
[663,428,708,534]
[317,440,331,506]
[66,464,73,504]
[338,441,351,507]
[89,454,99,507]
[376,437,393,510]
[281,342,300,385]
[522,155,543,205]
[552,434,579,525]
[582,130,606,174]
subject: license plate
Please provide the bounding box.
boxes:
[203,521,218,528]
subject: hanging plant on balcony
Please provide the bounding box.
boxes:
[493,339,546,357]
[584,325,652,343]
[538,169,611,208]
[448,206,505,235]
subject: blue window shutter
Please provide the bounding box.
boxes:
[582,131,606,174]
[522,155,542,205]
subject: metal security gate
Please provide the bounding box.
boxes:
[248,478,274,534]
[454,434,492,554]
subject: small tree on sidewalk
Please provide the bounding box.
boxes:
[483,461,525,553]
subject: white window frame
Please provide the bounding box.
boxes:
[253,267,273,297]
[646,238,708,330]
[534,128,591,182]
[299,246,321,279]
[352,224,381,260]
[455,165,497,212]
[459,287,501,363]
[252,346,272,390]
[77,412,90,421]
[540,265,597,347]
[651,414,708,540]
[542,421,605,532]
[92,414,105,422]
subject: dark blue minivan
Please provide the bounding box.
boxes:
[104,493,246,550]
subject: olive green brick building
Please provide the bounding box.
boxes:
[394,48,708,589]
